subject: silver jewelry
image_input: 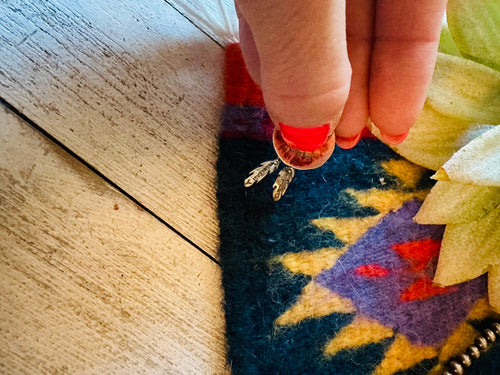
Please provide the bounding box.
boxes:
[244,159,280,188]
[273,166,295,201]
[443,321,499,375]
[244,159,295,201]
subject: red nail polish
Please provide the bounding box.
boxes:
[380,131,409,145]
[273,124,335,170]
[336,132,362,149]
[278,123,331,152]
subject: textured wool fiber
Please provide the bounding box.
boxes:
[217,43,499,374]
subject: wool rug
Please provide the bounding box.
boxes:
[217,43,499,375]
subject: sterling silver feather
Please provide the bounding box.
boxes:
[244,159,281,188]
[244,159,295,201]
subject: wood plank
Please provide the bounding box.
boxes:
[0,0,225,256]
[0,106,229,374]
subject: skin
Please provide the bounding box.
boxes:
[235,0,448,148]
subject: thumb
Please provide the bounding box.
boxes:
[236,0,351,130]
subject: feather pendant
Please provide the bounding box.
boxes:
[165,0,239,45]
[273,166,295,201]
[244,159,280,188]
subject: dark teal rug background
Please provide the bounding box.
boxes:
[217,135,500,374]
[218,44,499,374]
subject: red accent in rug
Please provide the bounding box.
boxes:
[393,239,441,272]
[355,264,390,278]
[401,277,457,302]
[225,43,265,107]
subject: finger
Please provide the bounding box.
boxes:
[369,0,447,142]
[335,0,376,149]
[235,0,351,129]
[235,3,261,85]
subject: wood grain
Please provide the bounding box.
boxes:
[0,106,229,374]
[0,0,226,257]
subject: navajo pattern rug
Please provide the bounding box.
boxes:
[217,44,499,375]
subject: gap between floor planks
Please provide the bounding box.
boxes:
[0,1,235,373]
[0,105,229,374]
[0,0,229,258]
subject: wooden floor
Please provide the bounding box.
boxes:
[0,1,238,373]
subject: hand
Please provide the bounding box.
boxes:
[235,0,447,155]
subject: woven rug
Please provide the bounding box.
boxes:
[217,44,499,375]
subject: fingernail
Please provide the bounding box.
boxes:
[273,125,336,170]
[336,132,362,149]
[380,131,409,145]
[278,123,331,152]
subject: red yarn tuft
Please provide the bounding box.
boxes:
[355,264,390,278]
[400,277,457,302]
[225,43,265,106]
[392,239,441,272]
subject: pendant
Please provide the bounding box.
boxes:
[244,159,295,201]
[243,123,334,201]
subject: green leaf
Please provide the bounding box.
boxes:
[415,181,500,224]
[440,125,500,186]
[433,205,500,286]
[447,0,500,71]
[439,24,461,57]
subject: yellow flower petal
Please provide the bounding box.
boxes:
[441,125,500,186]
[426,53,500,125]
[415,181,500,224]
[488,266,500,313]
[432,168,450,181]
[433,206,500,286]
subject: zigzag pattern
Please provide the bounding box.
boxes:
[218,44,499,374]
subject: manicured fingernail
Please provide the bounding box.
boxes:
[380,131,409,145]
[336,132,362,149]
[273,125,336,170]
[278,123,331,152]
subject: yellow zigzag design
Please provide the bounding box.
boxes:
[324,315,394,356]
[381,159,428,189]
[272,159,496,374]
[429,297,492,374]
[276,247,346,276]
[347,188,428,214]
[313,216,384,245]
[275,282,355,326]
[373,335,438,375]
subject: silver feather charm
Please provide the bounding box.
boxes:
[244,159,296,201]
[272,166,295,201]
[244,159,280,187]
